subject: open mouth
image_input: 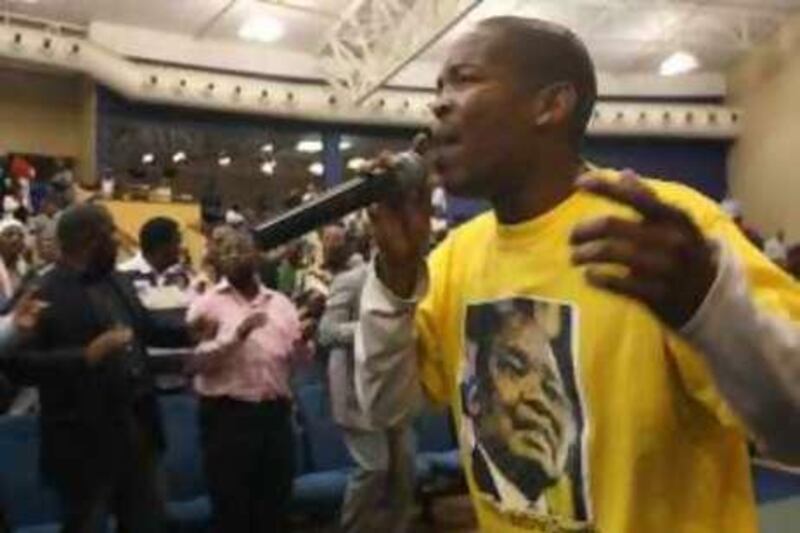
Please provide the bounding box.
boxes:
[432,131,460,158]
[429,126,462,177]
[431,124,460,149]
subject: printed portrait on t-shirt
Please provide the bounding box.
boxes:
[461,297,591,529]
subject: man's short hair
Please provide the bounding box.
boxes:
[57,204,112,255]
[139,217,180,255]
[478,16,598,144]
[216,226,255,257]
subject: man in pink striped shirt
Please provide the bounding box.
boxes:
[187,228,312,533]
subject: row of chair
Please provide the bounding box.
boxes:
[0,385,464,532]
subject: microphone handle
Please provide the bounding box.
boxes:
[253,174,391,249]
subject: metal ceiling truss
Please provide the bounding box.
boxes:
[319,0,793,102]
[318,0,482,105]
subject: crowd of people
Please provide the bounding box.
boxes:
[0,167,423,532]
[0,13,799,533]
[0,135,798,533]
[721,198,800,279]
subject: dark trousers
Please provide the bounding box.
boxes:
[199,396,295,533]
[56,418,165,533]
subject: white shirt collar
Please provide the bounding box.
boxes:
[119,252,153,275]
[479,445,549,514]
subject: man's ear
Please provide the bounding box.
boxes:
[533,83,577,127]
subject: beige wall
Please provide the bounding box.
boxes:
[728,15,800,242]
[0,67,95,184]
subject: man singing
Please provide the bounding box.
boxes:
[355,16,800,533]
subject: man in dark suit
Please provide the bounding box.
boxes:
[4,204,189,533]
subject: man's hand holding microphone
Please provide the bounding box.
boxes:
[365,134,434,299]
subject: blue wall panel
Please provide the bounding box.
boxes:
[584,137,729,201]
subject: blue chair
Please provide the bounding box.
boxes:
[413,408,465,524]
[294,384,353,472]
[158,394,210,532]
[753,462,800,504]
[0,415,62,533]
[292,384,353,516]
[415,408,463,478]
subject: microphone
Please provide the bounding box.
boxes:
[253,151,426,249]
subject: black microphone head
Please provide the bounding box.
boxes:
[391,151,427,190]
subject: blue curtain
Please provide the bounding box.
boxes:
[446,137,730,224]
[583,137,729,201]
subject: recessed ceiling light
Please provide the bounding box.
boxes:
[172,151,187,164]
[347,157,367,171]
[239,16,285,44]
[309,162,324,176]
[142,153,155,165]
[218,155,232,167]
[260,160,276,175]
[260,143,274,154]
[296,139,323,153]
[659,51,699,77]
[295,139,354,153]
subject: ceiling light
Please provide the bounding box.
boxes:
[141,153,155,165]
[295,139,354,153]
[659,51,699,77]
[218,155,232,167]
[260,143,274,154]
[308,162,324,177]
[260,160,276,175]
[347,157,367,171]
[296,139,323,153]
[239,16,285,44]
[172,151,187,164]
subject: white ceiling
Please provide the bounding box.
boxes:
[424,0,800,73]
[3,0,799,91]
[2,1,351,46]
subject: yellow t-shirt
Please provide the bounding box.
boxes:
[415,168,800,532]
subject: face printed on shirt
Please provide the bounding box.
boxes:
[463,298,586,521]
[489,311,571,473]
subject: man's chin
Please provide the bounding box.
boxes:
[441,172,491,199]
[483,437,557,501]
[504,454,553,500]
